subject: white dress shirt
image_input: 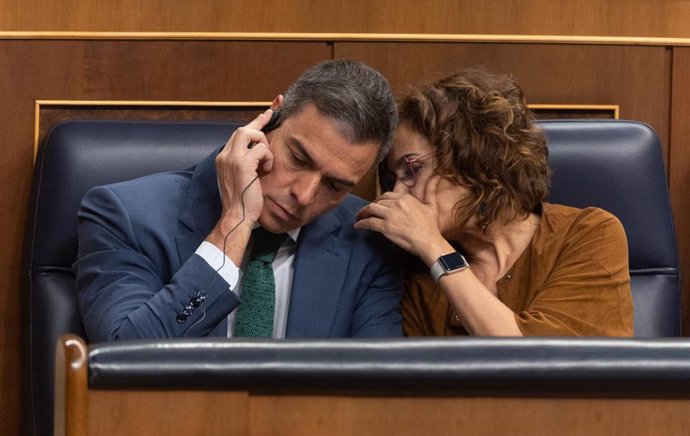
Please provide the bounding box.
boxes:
[195,227,300,338]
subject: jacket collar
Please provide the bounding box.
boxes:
[176,148,223,263]
[288,204,350,337]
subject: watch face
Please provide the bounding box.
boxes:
[440,252,468,271]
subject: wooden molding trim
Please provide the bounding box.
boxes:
[34,99,271,158]
[54,335,88,436]
[34,100,619,158]
[6,31,690,46]
[529,104,620,119]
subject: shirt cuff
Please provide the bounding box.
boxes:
[195,241,240,291]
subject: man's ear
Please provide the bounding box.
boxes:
[270,95,283,111]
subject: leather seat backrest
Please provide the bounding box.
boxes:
[22,120,242,436]
[542,120,681,337]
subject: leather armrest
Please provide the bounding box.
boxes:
[88,337,690,396]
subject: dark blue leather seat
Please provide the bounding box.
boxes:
[543,120,681,337]
[23,119,681,436]
[23,120,240,436]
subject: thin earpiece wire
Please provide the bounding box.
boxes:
[184,174,260,335]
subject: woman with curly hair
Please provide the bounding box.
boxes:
[355,67,633,336]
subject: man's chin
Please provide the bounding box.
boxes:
[258,214,301,234]
[260,198,307,232]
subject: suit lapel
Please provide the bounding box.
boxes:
[175,147,222,264]
[287,210,351,337]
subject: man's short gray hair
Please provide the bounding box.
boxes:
[281,59,398,164]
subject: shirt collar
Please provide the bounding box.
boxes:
[252,222,301,244]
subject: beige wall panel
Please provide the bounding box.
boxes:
[0,39,330,435]
[670,47,690,333]
[3,0,690,38]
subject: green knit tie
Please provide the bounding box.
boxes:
[233,228,288,337]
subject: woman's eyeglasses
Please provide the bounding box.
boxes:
[391,151,436,188]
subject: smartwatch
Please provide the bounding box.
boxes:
[430,252,469,284]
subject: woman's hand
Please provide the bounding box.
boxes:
[355,176,450,264]
[357,175,523,336]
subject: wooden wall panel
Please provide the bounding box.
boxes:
[36,105,267,148]
[251,394,690,435]
[334,43,671,159]
[0,34,687,436]
[3,0,690,38]
[0,39,331,435]
[670,47,690,333]
[88,390,250,435]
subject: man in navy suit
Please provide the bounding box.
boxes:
[75,60,403,342]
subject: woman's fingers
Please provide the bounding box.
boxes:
[356,201,390,220]
[423,175,441,207]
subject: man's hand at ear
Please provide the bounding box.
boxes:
[206,109,275,265]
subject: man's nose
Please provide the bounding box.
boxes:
[291,173,320,206]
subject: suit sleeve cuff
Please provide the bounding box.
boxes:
[195,241,240,291]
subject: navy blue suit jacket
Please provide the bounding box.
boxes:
[75,148,403,342]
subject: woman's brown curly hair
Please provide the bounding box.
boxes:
[398,66,551,230]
